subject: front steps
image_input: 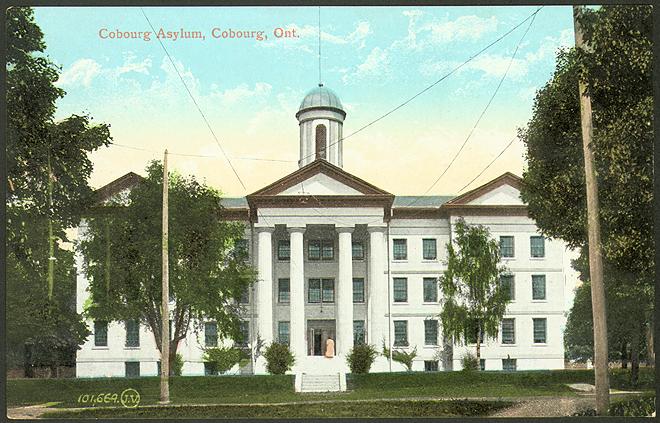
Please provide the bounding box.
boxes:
[296,373,346,392]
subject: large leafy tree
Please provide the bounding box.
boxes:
[6,7,111,371]
[519,5,653,374]
[79,161,257,368]
[439,218,510,362]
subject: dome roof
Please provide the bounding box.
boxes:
[298,84,345,115]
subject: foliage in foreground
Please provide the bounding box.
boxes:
[460,352,479,372]
[263,343,295,375]
[382,342,417,371]
[347,343,379,374]
[203,347,249,374]
[573,395,655,417]
[43,399,514,419]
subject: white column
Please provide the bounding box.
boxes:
[368,226,386,346]
[256,227,275,345]
[288,227,306,361]
[336,227,354,355]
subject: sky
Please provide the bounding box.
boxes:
[33,6,575,197]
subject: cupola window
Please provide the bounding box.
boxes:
[315,124,327,160]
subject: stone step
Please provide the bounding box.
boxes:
[300,373,342,393]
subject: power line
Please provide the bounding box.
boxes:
[458,136,517,194]
[140,8,247,191]
[412,7,539,203]
[298,6,544,165]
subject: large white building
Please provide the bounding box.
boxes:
[76,85,579,382]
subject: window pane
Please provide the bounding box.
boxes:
[424,320,438,345]
[353,320,365,345]
[205,322,218,347]
[278,321,290,345]
[239,287,250,304]
[352,242,364,260]
[234,238,248,259]
[423,239,437,260]
[321,240,334,260]
[501,318,515,344]
[125,361,140,378]
[308,279,321,303]
[502,359,517,371]
[394,320,408,346]
[308,241,321,260]
[278,278,290,303]
[530,236,545,258]
[353,278,365,303]
[480,359,486,371]
[278,240,290,261]
[393,239,407,260]
[204,362,217,376]
[532,275,546,300]
[423,278,438,302]
[499,236,515,258]
[238,321,249,347]
[465,319,484,344]
[533,318,547,343]
[500,274,515,301]
[322,279,335,302]
[125,320,140,347]
[94,321,108,347]
[424,360,439,371]
[393,278,407,302]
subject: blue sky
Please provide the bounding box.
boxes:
[34,6,575,196]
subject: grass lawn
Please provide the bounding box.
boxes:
[7,368,654,410]
[42,399,515,419]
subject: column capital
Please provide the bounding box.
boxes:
[367,225,387,233]
[287,226,306,234]
[255,226,275,233]
[336,226,355,234]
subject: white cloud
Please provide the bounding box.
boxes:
[56,58,101,87]
[346,21,371,48]
[526,29,573,63]
[213,82,272,104]
[342,47,389,84]
[466,54,528,78]
[116,52,152,76]
[422,15,499,44]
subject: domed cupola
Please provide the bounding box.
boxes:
[296,84,346,168]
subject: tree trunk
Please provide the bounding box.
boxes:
[645,321,654,366]
[621,342,628,369]
[476,324,481,367]
[630,326,640,386]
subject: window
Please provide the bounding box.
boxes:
[423,278,438,302]
[234,238,248,259]
[278,321,290,345]
[423,239,437,260]
[500,274,515,301]
[465,319,484,344]
[393,320,408,346]
[309,279,334,303]
[125,361,140,378]
[480,359,486,371]
[352,242,365,260]
[532,275,546,300]
[278,240,290,261]
[309,240,334,260]
[393,278,408,303]
[501,318,515,345]
[238,321,250,347]
[499,236,515,258]
[239,288,249,304]
[533,318,547,343]
[315,124,327,160]
[424,320,438,345]
[502,358,517,371]
[424,360,439,372]
[353,320,366,345]
[393,239,407,260]
[530,236,545,258]
[125,320,140,348]
[278,278,290,303]
[205,321,218,347]
[322,279,335,302]
[94,321,108,347]
[353,278,365,303]
[204,362,218,376]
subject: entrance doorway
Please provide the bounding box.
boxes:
[307,320,336,356]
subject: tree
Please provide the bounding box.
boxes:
[6,7,111,372]
[439,218,510,363]
[78,161,257,369]
[519,4,653,379]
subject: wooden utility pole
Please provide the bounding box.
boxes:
[573,6,609,415]
[160,150,170,404]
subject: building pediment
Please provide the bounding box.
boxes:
[441,172,528,216]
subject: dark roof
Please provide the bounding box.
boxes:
[220,197,248,208]
[94,172,144,204]
[392,196,454,208]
